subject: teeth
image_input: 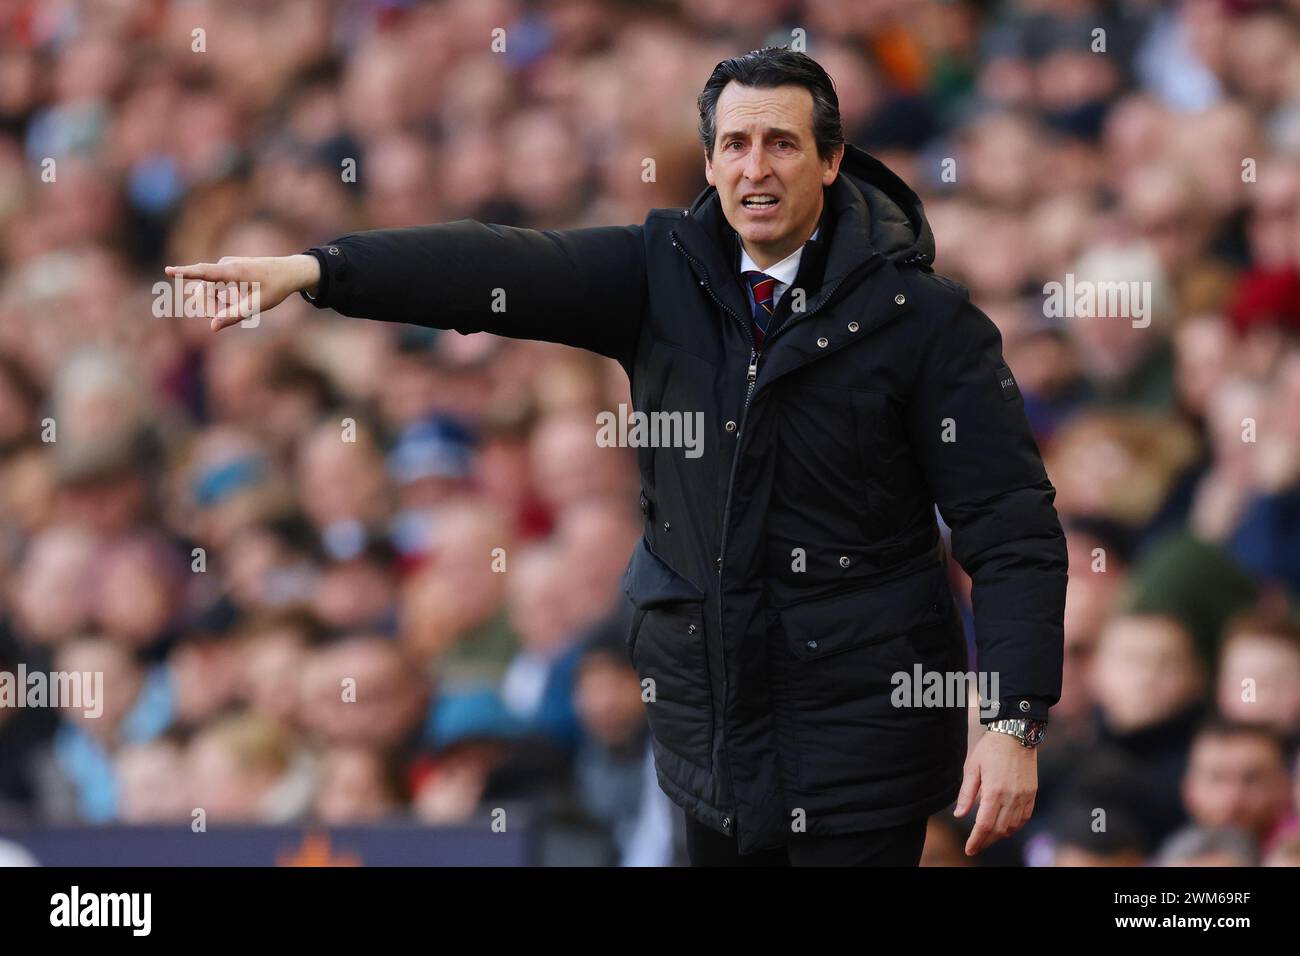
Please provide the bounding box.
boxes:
[743,196,778,206]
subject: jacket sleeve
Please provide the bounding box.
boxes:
[903,289,1068,724]
[299,220,647,365]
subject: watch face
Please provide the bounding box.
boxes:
[1025,722,1046,746]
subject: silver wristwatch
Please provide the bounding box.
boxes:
[984,718,1047,748]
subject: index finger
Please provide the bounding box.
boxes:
[164,262,231,282]
[964,795,1003,856]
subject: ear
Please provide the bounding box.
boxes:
[704,150,715,187]
[821,143,845,186]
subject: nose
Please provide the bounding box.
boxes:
[743,145,771,184]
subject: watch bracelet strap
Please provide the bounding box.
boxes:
[985,718,1046,745]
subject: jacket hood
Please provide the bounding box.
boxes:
[684,142,935,274]
[836,143,935,265]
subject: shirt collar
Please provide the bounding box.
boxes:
[738,225,821,286]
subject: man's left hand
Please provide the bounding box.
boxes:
[952,730,1038,856]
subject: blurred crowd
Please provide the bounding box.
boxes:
[0,0,1299,867]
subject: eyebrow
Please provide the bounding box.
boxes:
[718,127,804,143]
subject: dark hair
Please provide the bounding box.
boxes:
[1191,715,1287,760]
[1222,606,1300,654]
[697,47,844,160]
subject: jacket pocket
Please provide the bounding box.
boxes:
[621,536,713,771]
[777,561,950,664]
[773,561,967,793]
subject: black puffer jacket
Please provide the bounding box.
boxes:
[302,144,1069,854]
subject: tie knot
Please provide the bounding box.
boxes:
[744,271,777,309]
[742,271,777,348]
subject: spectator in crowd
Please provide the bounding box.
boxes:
[312,744,402,825]
[498,544,584,752]
[234,607,325,729]
[185,711,316,824]
[1180,719,1293,854]
[570,608,684,866]
[1084,611,1209,842]
[1153,825,1261,866]
[1047,801,1149,868]
[116,737,190,824]
[1214,609,1300,745]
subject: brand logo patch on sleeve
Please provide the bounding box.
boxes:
[995,364,1019,401]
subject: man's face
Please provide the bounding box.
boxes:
[705,82,842,268]
[1182,734,1291,840]
[1215,634,1300,732]
[1090,614,1204,731]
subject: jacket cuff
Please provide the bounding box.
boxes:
[980,696,1050,725]
[298,245,339,309]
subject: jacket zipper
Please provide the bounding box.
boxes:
[670,228,756,832]
[668,226,885,837]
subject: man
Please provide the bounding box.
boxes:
[1180,719,1293,851]
[167,48,1068,866]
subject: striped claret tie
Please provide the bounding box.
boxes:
[743,270,777,348]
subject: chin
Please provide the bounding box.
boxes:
[737,221,783,244]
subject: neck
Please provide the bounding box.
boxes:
[739,200,823,270]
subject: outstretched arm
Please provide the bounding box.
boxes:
[166,219,648,365]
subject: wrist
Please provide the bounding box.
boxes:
[293,253,321,297]
[984,717,1047,748]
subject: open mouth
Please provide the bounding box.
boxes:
[741,194,780,211]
